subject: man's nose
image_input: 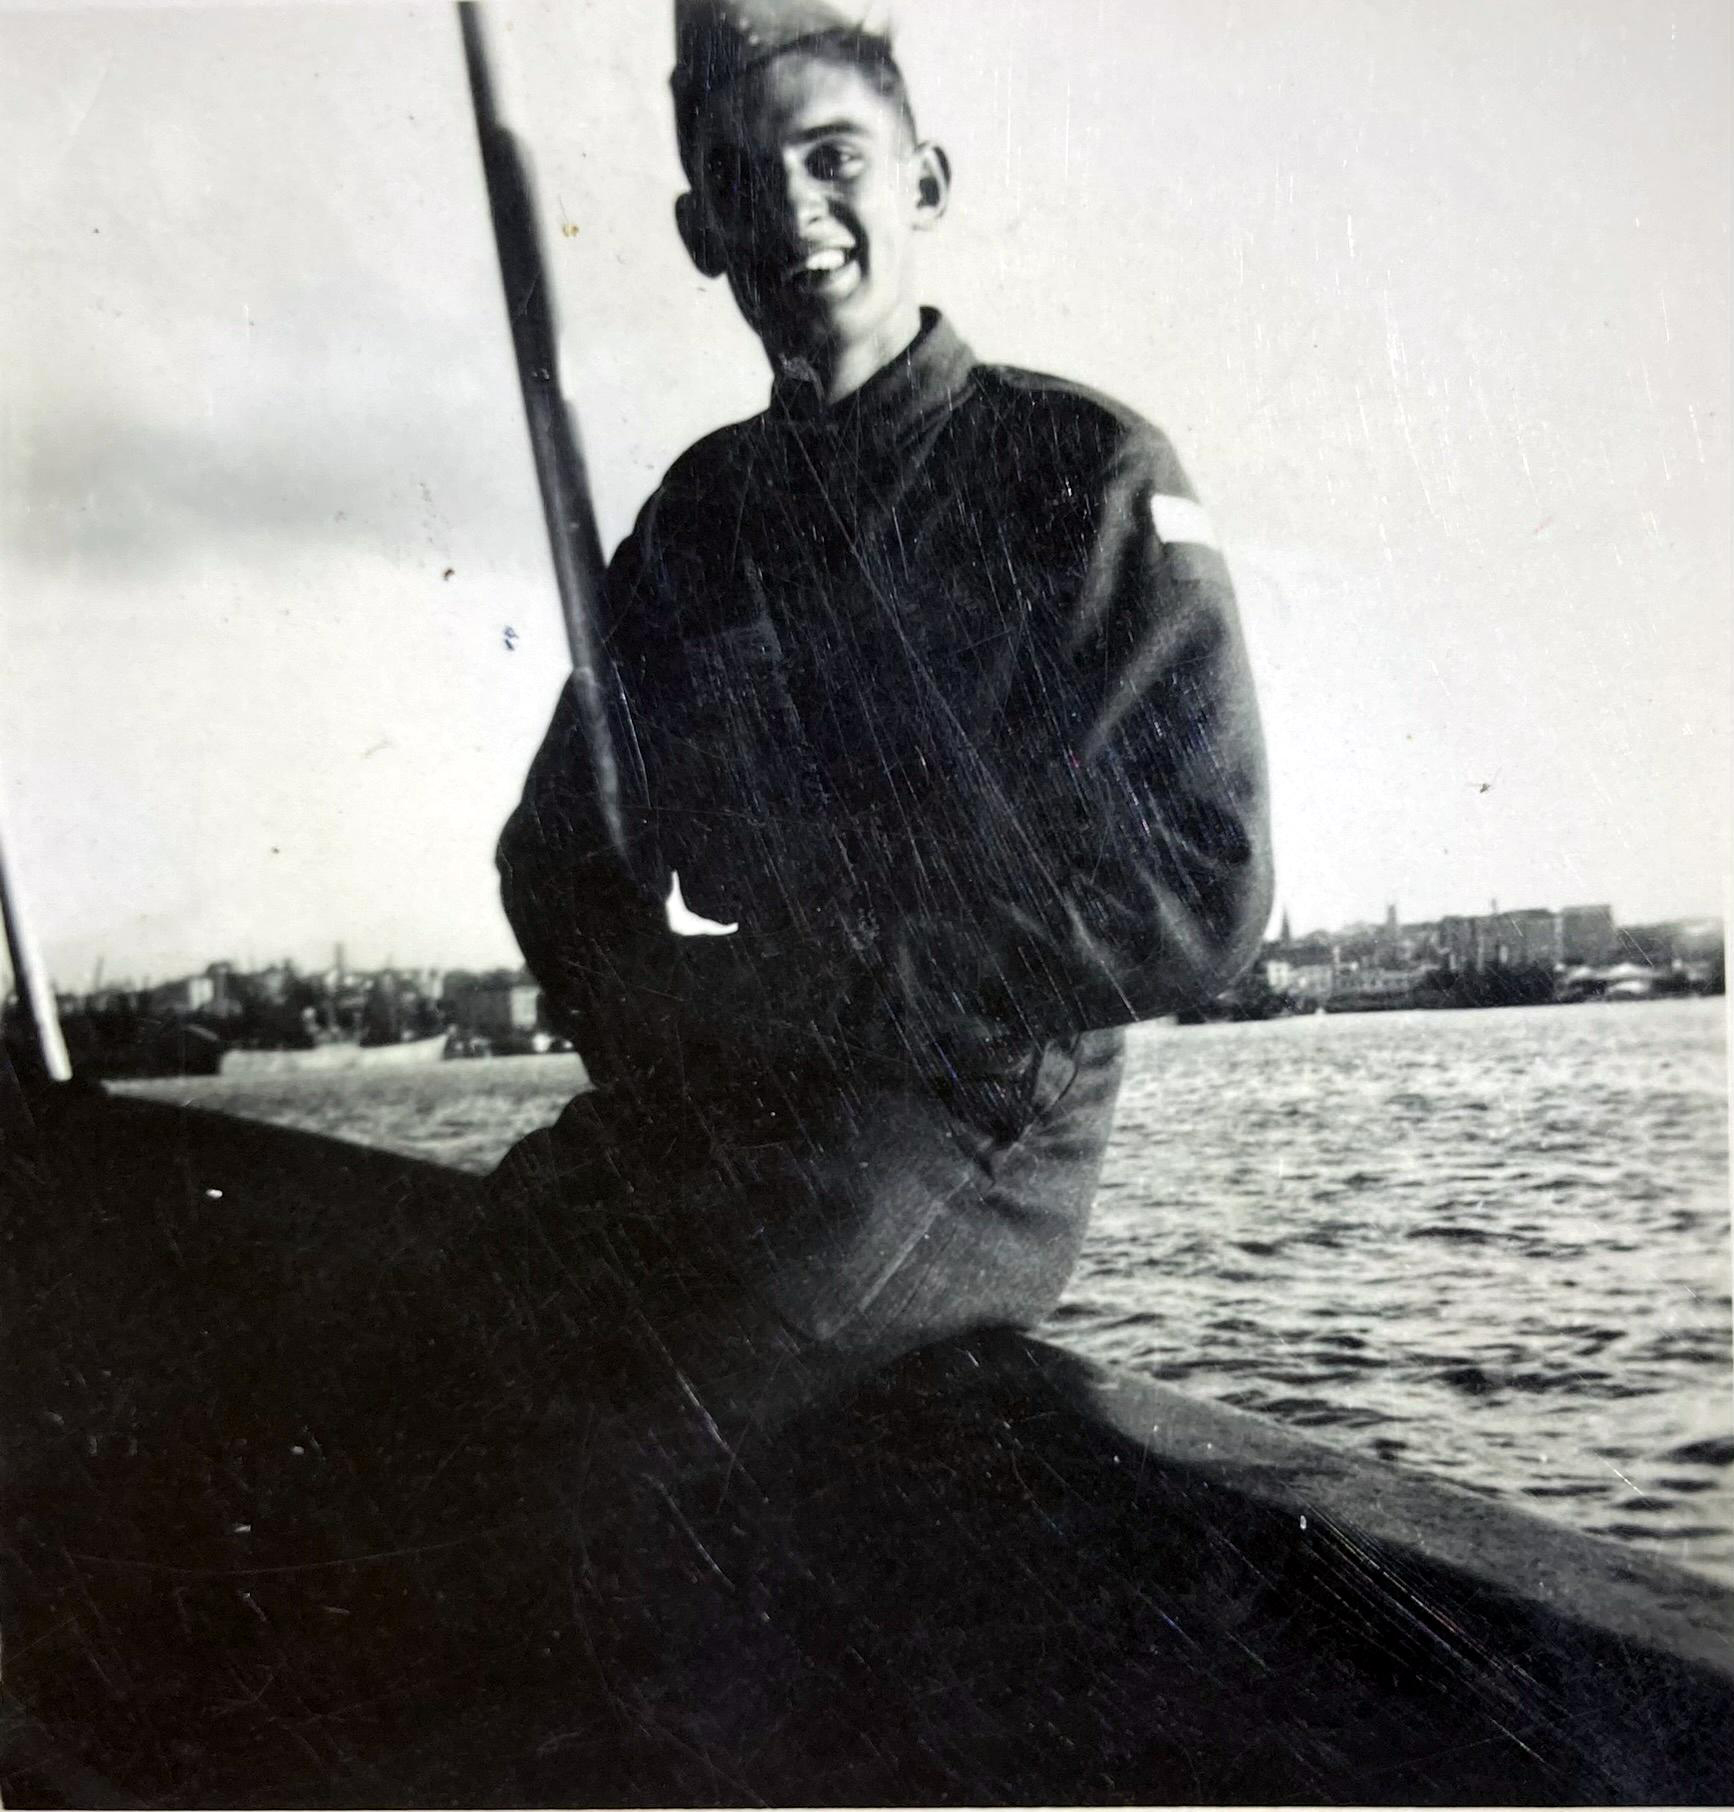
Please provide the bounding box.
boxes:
[780,158,828,233]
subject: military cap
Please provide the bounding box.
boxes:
[672,0,895,161]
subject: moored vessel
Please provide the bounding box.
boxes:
[217,1031,450,1076]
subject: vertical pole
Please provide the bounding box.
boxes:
[456,1,626,860]
[0,791,73,1084]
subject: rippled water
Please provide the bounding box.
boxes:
[123,997,1732,1582]
[1060,998,1733,1581]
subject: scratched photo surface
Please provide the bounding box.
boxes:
[1,0,1730,1805]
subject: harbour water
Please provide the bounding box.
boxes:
[1067,996,1733,1584]
[121,996,1733,1583]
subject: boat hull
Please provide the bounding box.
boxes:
[217,1032,448,1076]
[3,1083,1729,1807]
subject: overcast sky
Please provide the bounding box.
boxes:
[1,0,1728,985]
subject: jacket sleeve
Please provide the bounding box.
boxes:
[499,498,844,1089]
[495,519,673,1077]
[842,421,1273,1069]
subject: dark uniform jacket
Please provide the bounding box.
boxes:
[499,312,1272,1092]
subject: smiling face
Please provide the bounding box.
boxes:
[678,48,949,399]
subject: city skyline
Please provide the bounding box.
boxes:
[2,0,1728,987]
[8,894,1720,1003]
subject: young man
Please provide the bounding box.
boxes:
[494,0,1271,1442]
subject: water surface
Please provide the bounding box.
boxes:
[1066,999,1732,1581]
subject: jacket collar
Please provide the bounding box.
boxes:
[766,309,976,453]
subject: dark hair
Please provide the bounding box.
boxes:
[676,26,918,177]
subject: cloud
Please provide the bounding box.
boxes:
[8,373,534,583]
[1,2,555,580]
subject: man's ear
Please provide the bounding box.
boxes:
[675,191,728,278]
[911,142,951,229]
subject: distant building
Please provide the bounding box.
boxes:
[449,980,541,1041]
[1676,919,1725,959]
[147,974,216,1014]
[1335,966,1429,1001]
[1439,908,1563,972]
[362,973,406,1045]
[1621,918,1725,969]
[1437,916,1475,973]
[1401,922,1442,962]
[253,964,294,1005]
[1488,909,1564,969]
[1335,929,1380,966]
[1560,905,1617,966]
[1274,943,1336,999]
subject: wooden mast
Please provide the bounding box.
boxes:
[456,1,626,861]
[0,783,73,1084]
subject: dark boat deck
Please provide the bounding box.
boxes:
[3,1080,1730,1806]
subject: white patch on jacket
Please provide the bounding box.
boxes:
[1150,493,1217,550]
[664,871,739,938]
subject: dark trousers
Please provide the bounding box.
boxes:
[487,1027,1126,1463]
[472,1031,1125,1783]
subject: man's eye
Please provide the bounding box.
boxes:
[807,143,863,182]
